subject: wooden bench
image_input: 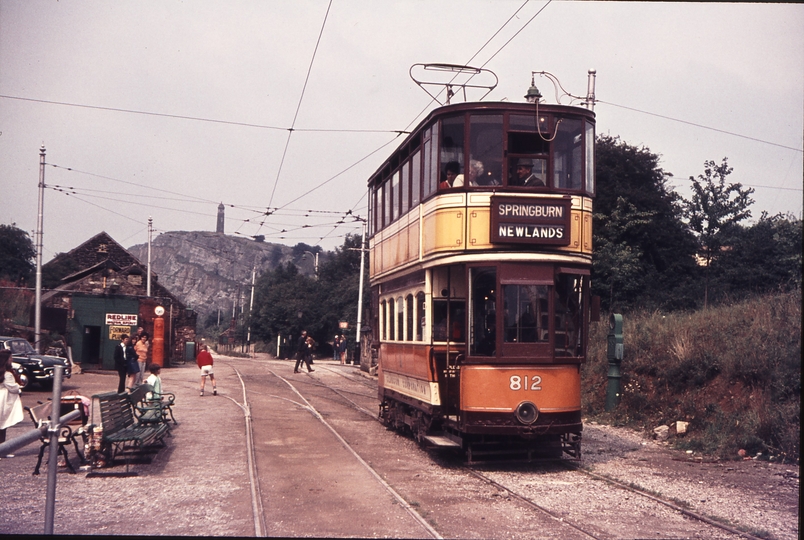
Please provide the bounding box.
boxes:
[89,391,169,475]
[25,400,88,475]
[129,384,177,426]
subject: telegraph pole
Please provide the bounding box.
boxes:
[355,221,366,343]
[34,145,45,352]
[147,216,153,296]
[246,266,255,356]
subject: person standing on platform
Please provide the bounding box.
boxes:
[339,334,348,364]
[134,334,150,386]
[0,350,24,449]
[196,344,217,397]
[114,335,130,393]
[125,335,139,392]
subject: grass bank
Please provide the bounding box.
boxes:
[582,289,800,464]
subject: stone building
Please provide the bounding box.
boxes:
[41,232,197,369]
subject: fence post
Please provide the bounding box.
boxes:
[44,365,64,534]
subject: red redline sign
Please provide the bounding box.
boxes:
[105,313,138,326]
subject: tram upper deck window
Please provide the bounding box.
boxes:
[508,115,549,188]
[553,118,584,190]
[411,150,421,207]
[390,171,399,222]
[439,116,465,189]
[400,164,410,216]
[468,115,503,186]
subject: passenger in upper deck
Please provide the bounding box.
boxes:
[468,159,499,186]
[439,161,464,189]
[512,158,546,187]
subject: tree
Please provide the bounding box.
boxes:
[593,197,654,310]
[712,212,802,297]
[250,234,367,356]
[0,224,36,285]
[593,136,698,311]
[683,158,755,307]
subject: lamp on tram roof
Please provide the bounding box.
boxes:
[524,75,542,104]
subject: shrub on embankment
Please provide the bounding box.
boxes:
[582,289,801,464]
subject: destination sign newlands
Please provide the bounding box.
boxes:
[490,196,572,246]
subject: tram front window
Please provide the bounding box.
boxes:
[440,116,465,188]
[509,157,547,187]
[469,115,502,186]
[553,118,583,190]
[503,285,549,343]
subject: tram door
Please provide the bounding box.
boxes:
[432,266,466,420]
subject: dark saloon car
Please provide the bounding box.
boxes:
[0,336,71,390]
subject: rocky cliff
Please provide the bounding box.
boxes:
[128,231,305,323]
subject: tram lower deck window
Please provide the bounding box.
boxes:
[433,299,465,342]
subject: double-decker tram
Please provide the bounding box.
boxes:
[368,67,597,461]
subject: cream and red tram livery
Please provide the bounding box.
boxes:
[368,89,595,461]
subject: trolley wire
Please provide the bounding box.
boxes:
[264,0,333,214]
[0,93,395,135]
[597,99,804,153]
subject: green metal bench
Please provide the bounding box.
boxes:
[129,383,177,426]
[89,391,169,476]
[127,385,167,427]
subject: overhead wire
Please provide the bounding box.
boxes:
[264,0,334,214]
[0,94,395,135]
[14,2,798,254]
[596,100,803,153]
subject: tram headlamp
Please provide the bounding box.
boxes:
[515,401,539,425]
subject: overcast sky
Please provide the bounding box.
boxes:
[1,1,802,262]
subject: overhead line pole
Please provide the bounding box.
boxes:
[147,216,153,297]
[34,145,45,352]
[355,221,366,345]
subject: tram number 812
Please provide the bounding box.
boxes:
[509,375,542,391]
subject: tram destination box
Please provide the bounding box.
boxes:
[490,195,572,246]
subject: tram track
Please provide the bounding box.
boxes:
[266,368,443,539]
[560,463,765,540]
[218,360,267,537]
[295,364,759,539]
[229,358,778,538]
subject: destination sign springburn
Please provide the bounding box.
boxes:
[490,196,572,246]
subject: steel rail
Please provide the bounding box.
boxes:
[219,361,267,537]
[465,468,600,539]
[300,365,759,540]
[268,369,443,540]
[564,463,765,540]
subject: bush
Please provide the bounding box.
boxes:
[582,290,801,463]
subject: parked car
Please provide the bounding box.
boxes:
[0,336,71,390]
[11,360,28,388]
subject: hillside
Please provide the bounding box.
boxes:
[582,290,801,463]
[128,231,315,321]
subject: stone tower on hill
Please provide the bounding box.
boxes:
[216,202,225,233]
